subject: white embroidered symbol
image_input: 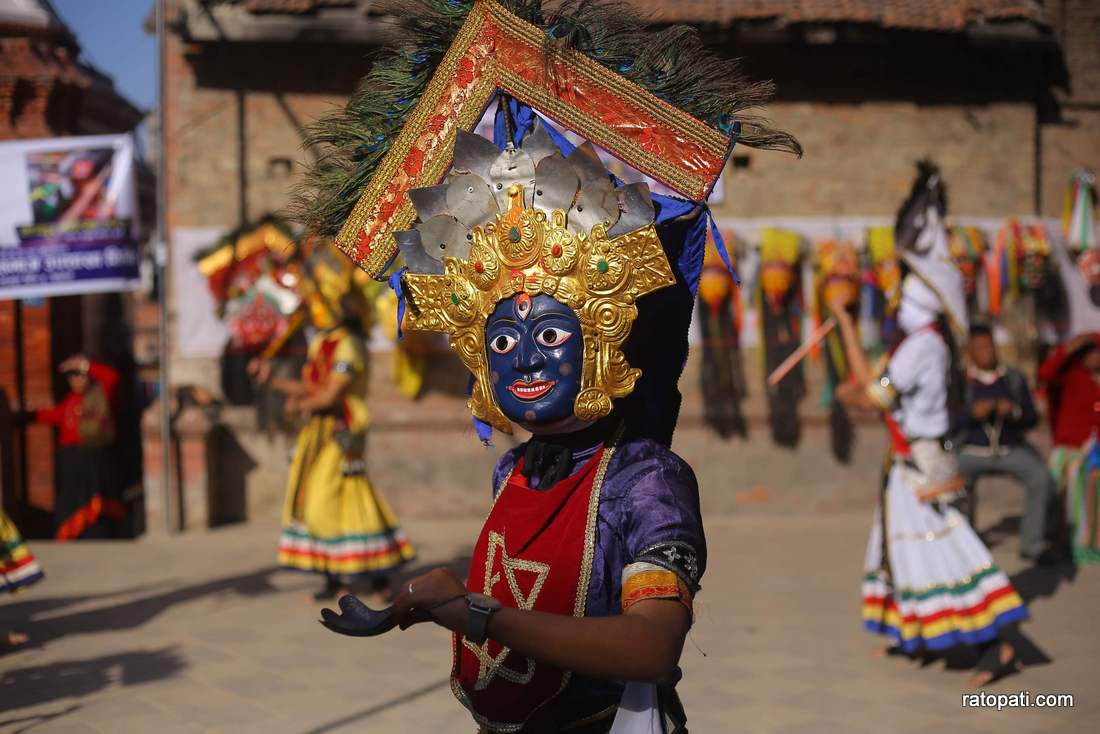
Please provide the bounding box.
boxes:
[464,530,550,690]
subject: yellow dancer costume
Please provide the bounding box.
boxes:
[275,247,415,584]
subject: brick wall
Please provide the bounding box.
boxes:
[1040,0,1100,218]
[714,100,1036,219]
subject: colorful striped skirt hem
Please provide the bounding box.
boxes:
[277,522,416,577]
[862,568,1028,652]
[2,514,44,594]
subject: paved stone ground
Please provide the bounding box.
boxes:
[2,497,1097,733]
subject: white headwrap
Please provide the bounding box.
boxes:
[900,220,967,342]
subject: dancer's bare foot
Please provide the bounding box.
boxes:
[967,642,1016,688]
[3,630,29,648]
[870,645,892,658]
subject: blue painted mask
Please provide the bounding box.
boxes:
[485,293,583,428]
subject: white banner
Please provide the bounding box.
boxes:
[0,134,141,300]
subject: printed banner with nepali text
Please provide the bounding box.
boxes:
[0,134,141,300]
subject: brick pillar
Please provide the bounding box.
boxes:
[20,299,54,512]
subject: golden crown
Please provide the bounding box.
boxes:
[399,126,675,433]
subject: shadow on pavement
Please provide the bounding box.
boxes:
[302,678,451,733]
[0,647,185,714]
[4,567,280,646]
[0,704,82,734]
[977,513,1022,549]
[1010,558,1078,603]
[0,582,174,627]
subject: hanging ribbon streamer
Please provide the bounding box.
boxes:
[387,266,408,340]
[706,207,740,285]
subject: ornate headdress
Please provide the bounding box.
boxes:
[399,125,673,432]
[292,0,798,441]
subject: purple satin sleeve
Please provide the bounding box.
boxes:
[490,446,524,498]
[598,440,706,592]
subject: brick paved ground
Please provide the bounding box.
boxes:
[2,494,1097,733]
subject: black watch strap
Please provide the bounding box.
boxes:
[464,593,501,644]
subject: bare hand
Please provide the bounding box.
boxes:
[391,567,468,632]
[827,293,853,319]
[248,358,271,384]
[995,399,1015,418]
[971,399,995,421]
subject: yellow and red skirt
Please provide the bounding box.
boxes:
[277,416,415,577]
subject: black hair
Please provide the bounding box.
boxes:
[969,323,993,340]
[895,160,948,250]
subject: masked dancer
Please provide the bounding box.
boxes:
[250,245,415,600]
[831,162,1028,687]
[298,1,799,729]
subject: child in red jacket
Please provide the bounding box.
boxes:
[1038,333,1100,562]
[35,354,125,540]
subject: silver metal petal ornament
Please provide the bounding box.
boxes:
[570,185,619,233]
[445,173,498,229]
[532,154,579,216]
[408,184,450,222]
[395,229,444,275]
[520,116,558,163]
[607,182,655,238]
[567,142,613,194]
[415,214,472,262]
[452,130,502,181]
[488,145,536,209]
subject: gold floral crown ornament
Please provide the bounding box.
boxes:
[399,124,675,433]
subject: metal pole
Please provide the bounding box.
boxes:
[156,0,174,532]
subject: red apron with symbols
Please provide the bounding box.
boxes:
[451,447,606,731]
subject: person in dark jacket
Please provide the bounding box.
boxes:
[957,324,1055,562]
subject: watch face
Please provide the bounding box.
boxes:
[468,593,502,610]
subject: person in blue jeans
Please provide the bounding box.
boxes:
[957,324,1056,563]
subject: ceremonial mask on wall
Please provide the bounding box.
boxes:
[759,228,801,313]
[948,226,986,299]
[816,239,860,312]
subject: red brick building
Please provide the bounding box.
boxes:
[155,0,1100,525]
[0,0,145,535]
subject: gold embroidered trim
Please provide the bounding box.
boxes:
[335,4,494,274]
[888,512,962,543]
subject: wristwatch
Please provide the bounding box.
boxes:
[464,593,502,644]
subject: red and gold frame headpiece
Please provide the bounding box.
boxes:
[292,0,799,280]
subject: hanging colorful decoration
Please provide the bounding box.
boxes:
[697,226,747,439]
[814,238,860,463]
[195,217,301,352]
[757,227,805,448]
[948,225,987,320]
[1064,168,1098,251]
